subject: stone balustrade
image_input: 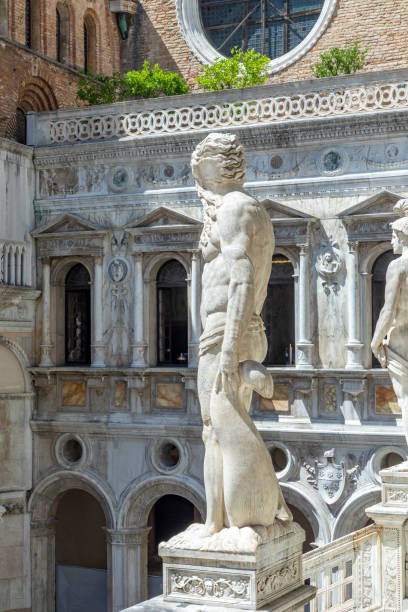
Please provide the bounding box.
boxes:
[0,239,31,286]
[27,67,408,146]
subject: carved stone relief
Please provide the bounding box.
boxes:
[168,570,250,603]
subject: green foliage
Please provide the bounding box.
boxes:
[196,47,270,91]
[126,61,190,98]
[76,62,189,105]
[311,41,369,78]
[77,71,131,106]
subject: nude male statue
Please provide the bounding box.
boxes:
[191,133,291,536]
[372,199,408,449]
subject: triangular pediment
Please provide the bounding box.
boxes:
[125,207,202,229]
[262,199,313,220]
[32,214,104,236]
[341,191,402,217]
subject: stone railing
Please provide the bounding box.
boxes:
[27,67,408,146]
[0,239,31,286]
[303,524,381,611]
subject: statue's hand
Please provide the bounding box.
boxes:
[371,340,387,368]
[215,352,239,394]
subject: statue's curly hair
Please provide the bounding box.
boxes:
[191,133,246,185]
[392,198,408,236]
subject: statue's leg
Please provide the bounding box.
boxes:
[197,349,224,535]
[389,369,408,456]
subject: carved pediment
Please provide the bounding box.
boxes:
[340,191,402,217]
[32,214,105,237]
[262,199,313,220]
[125,207,202,230]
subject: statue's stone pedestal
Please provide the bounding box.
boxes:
[122,521,315,611]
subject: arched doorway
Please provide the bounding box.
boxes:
[65,264,91,365]
[147,495,201,596]
[371,250,397,367]
[55,489,107,612]
[262,254,295,365]
[156,260,188,366]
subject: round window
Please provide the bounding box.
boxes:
[177,0,337,73]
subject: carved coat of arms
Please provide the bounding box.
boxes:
[315,449,346,505]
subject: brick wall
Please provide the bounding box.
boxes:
[130,0,408,88]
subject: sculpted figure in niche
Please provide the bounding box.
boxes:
[192,133,292,536]
[372,199,408,452]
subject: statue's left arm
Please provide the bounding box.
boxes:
[217,197,255,387]
[371,258,402,362]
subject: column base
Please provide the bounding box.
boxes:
[295,342,314,369]
[345,342,364,370]
[39,344,54,367]
[91,344,107,368]
[130,343,147,368]
[121,586,316,611]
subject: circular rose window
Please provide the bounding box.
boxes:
[176,0,337,73]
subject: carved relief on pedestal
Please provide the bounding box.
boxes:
[169,570,250,603]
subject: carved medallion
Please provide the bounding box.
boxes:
[108,257,128,283]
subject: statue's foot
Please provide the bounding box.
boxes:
[193,522,221,538]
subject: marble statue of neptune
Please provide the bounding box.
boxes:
[192,133,292,536]
[372,199,408,449]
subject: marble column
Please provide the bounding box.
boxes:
[345,241,363,369]
[39,258,53,366]
[91,256,106,367]
[188,250,201,368]
[131,254,147,367]
[106,527,150,611]
[296,244,314,369]
[31,519,56,612]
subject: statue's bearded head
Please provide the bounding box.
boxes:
[191,133,246,191]
[391,199,408,252]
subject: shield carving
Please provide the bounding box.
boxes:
[315,449,346,505]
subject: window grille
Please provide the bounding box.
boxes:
[200,0,323,59]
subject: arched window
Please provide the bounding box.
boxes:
[157,260,188,366]
[262,254,295,366]
[84,14,97,73]
[25,0,31,47]
[0,0,8,37]
[65,264,91,365]
[371,250,397,367]
[56,4,70,63]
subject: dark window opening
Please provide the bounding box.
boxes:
[15,108,27,144]
[25,0,31,47]
[157,260,188,366]
[262,254,295,365]
[56,8,62,62]
[371,250,397,368]
[65,264,91,365]
[200,0,324,60]
[287,503,314,553]
[83,22,88,73]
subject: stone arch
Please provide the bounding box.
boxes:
[360,241,393,275]
[17,76,58,112]
[29,470,116,528]
[280,482,331,546]
[0,335,31,392]
[118,475,205,529]
[143,252,190,283]
[51,256,94,284]
[332,486,381,540]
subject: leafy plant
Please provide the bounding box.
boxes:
[196,47,270,91]
[311,41,369,78]
[77,62,189,105]
[77,71,131,106]
[126,61,190,98]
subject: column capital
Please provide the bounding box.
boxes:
[348,240,359,253]
[134,252,144,262]
[41,256,51,265]
[297,243,310,256]
[104,527,151,545]
[94,255,103,266]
